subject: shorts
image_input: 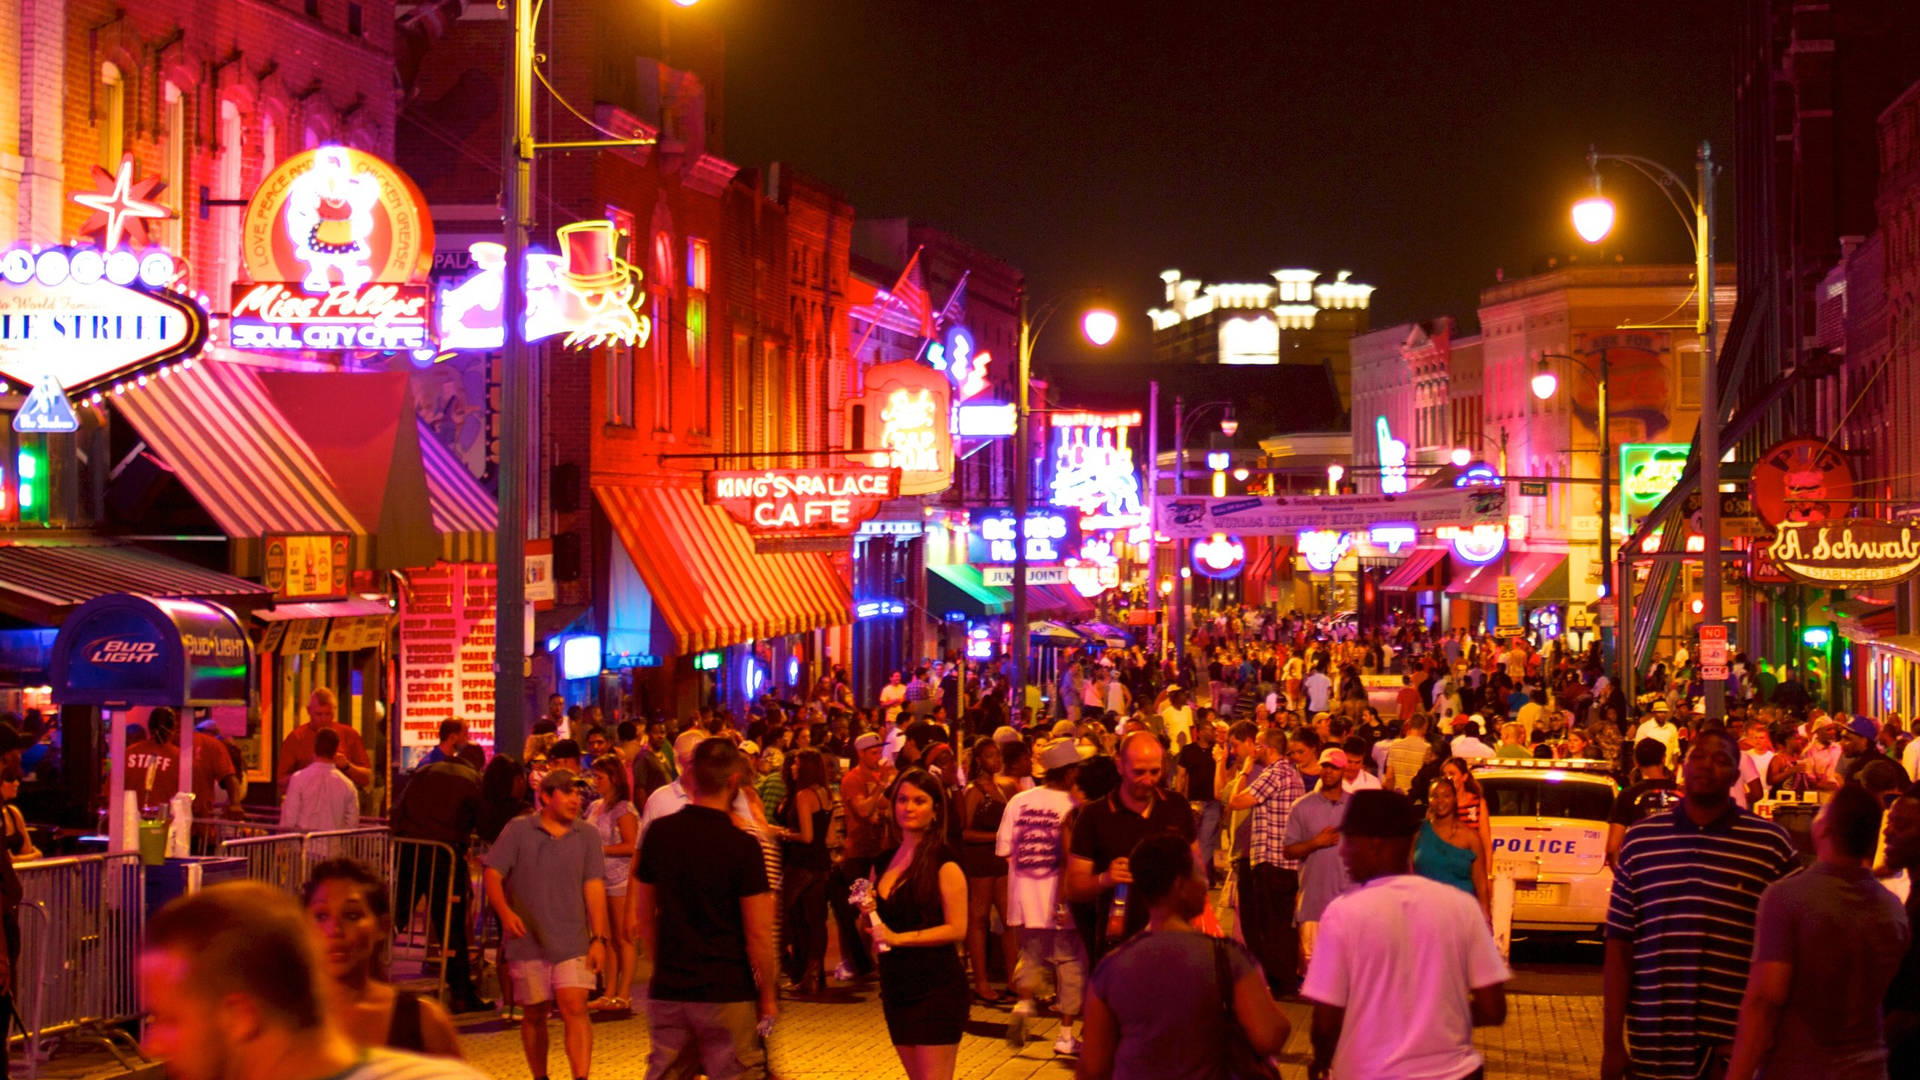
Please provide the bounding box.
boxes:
[1013,926,1086,1017]
[508,955,596,1004]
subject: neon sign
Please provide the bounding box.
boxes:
[966,624,994,660]
[1049,411,1142,519]
[704,466,901,538]
[434,222,649,351]
[1449,463,1507,564]
[0,244,207,394]
[954,402,1016,437]
[73,155,172,251]
[1376,417,1408,494]
[927,324,991,401]
[855,599,907,620]
[1767,521,1920,586]
[230,281,431,350]
[1298,530,1354,572]
[1368,523,1417,553]
[968,511,1079,565]
[1618,443,1688,517]
[858,362,951,496]
[1192,533,1247,579]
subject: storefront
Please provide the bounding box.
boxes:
[1443,549,1570,638]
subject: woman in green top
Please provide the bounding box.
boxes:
[1412,778,1491,922]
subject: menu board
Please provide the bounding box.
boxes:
[398,563,497,749]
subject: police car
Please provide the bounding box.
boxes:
[1473,758,1618,935]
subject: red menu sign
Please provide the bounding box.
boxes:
[398,563,496,748]
[704,467,901,538]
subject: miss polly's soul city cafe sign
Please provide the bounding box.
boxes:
[1766,520,1920,586]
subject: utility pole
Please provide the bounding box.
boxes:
[1698,141,1723,719]
[495,0,535,756]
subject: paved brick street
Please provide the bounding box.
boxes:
[454,989,1603,1079]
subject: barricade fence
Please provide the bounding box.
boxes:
[13,854,147,1080]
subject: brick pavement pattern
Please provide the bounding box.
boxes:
[454,991,1602,1079]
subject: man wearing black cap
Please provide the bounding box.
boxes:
[1302,789,1508,1080]
[484,768,609,1080]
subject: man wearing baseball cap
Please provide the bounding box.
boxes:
[828,732,892,982]
[1303,790,1509,1080]
[1634,700,1681,770]
[1284,747,1353,971]
[484,767,609,1080]
[1838,714,1893,783]
[996,738,1088,1055]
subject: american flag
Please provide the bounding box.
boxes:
[850,246,931,357]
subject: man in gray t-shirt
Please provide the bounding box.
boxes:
[1725,785,1910,1080]
[484,768,608,1080]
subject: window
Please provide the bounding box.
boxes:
[347,3,363,35]
[163,83,188,251]
[728,333,751,452]
[686,238,710,434]
[305,0,320,17]
[759,342,783,455]
[651,234,673,431]
[211,102,245,299]
[99,64,125,169]
[605,211,637,426]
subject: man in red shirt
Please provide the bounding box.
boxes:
[1395,668,1425,725]
[275,688,372,793]
[125,707,242,811]
[828,732,893,982]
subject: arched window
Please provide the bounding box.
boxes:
[210,101,245,297]
[99,63,126,168]
[651,233,673,431]
[162,82,188,250]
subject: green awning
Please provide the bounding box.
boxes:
[927,563,1012,618]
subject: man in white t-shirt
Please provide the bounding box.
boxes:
[1303,661,1334,714]
[1159,687,1196,749]
[1633,701,1681,768]
[995,740,1087,1057]
[1303,789,1509,1080]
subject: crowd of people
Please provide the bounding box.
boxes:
[33,600,1920,1080]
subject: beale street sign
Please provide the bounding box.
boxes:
[1766,520,1920,586]
[0,244,207,393]
[704,467,902,538]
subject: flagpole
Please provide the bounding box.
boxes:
[849,245,925,361]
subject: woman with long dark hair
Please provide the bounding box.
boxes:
[860,768,969,1080]
[304,858,463,1057]
[958,737,1015,1005]
[1442,756,1494,855]
[476,754,529,845]
[779,748,833,996]
[585,754,638,1011]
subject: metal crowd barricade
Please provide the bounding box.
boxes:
[13,854,148,1080]
[388,836,459,1004]
[304,827,392,881]
[219,833,307,894]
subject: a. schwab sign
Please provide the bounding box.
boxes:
[1157,487,1506,540]
[1766,520,1920,586]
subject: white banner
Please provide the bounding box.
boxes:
[1156,486,1507,539]
[982,566,1070,586]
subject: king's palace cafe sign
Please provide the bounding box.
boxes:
[704,466,902,539]
[1766,520,1920,586]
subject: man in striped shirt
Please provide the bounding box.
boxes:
[1602,728,1797,1080]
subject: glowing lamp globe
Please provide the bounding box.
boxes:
[1450,447,1472,467]
[1219,416,1239,437]
[1531,366,1559,401]
[1572,195,1615,244]
[1081,308,1119,346]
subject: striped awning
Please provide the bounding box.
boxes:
[419,423,498,563]
[927,563,1012,617]
[1381,546,1449,592]
[113,360,499,571]
[594,480,851,653]
[113,361,360,539]
[0,541,271,625]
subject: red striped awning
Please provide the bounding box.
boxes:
[0,541,270,625]
[1381,546,1448,592]
[1028,583,1096,618]
[594,480,851,653]
[113,360,361,539]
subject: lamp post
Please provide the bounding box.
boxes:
[496,0,672,753]
[1530,349,1614,673]
[1571,141,1720,716]
[1011,293,1116,722]
[1167,399,1237,670]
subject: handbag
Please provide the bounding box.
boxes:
[1211,937,1281,1080]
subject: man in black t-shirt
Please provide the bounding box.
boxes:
[1065,732,1197,960]
[1606,738,1680,865]
[1175,720,1224,884]
[633,739,776,1078]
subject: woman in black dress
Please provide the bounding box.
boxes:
[863,767,970,1080]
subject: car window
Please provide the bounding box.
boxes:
[1481,777,1614,821]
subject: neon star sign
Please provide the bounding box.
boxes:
[71,155,172,251]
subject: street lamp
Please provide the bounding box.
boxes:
[1530,360,1559,401]
[1571,141,1720,715]
[1012,291,1115,720]
[1165,399,1236,665]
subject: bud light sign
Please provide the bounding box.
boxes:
[52,593,251,707]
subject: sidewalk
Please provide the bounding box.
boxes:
[455,989,1603,1079]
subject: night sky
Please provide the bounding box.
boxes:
[721,0,1737,363]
